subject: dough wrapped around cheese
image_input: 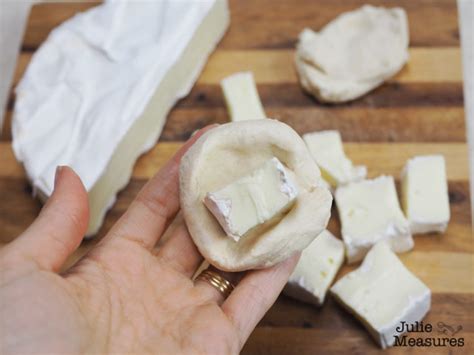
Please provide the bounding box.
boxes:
[180,119,332,271]
[295,5,409,103]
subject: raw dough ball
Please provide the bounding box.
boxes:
[295,5,409,103]
[180,119,332,271]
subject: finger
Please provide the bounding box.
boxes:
[156,217,203,277]
[194,266,243,305]
[103,125,216,250]
[3,166,89,272]
[222,253,300,347]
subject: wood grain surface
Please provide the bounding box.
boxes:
[0,0,472,354]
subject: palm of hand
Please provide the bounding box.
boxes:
[2,237,238,354]
[0,129,298,354]
[70,239,237,354]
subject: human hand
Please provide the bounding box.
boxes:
[0,127,299,354]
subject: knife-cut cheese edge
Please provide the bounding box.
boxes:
[285,230,344,305]
[221,71,266,121]
[401,155,450,234]
[330,242,431,349]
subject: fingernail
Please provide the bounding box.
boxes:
[54,165,65,189]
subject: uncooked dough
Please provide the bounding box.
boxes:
[180,119,332,271]
[295,5,409,103]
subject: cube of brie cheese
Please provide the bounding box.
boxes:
[284,230,344,306]
[221,71,266,121]
[303,130,366,187]
[401,155,450,234]
[335,176,413,263]
[331,242,431,349]
[204,157,298,241]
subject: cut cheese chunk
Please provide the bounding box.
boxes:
[331,242,431,349]
[285,230,344,306]
[13,0,229,236]
[221,71,266,121]
[401,155,450,234]
[204,157,298,242]
[335,176,413,263]
[303,130,366,187]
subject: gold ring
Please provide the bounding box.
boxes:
[195,269,235,299]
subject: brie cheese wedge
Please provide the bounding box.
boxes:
[204,157,298,242]
[13,0,229,236]
[285,229,344,306]
[221,71,266,121]
[401,155,450,234]
[303,130,366,187]
[295,5,409,103]
[331,242,431,349]
[335,176,413,263]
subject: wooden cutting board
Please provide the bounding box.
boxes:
[0,1,472,353]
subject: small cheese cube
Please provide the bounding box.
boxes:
[335,176,413,263]
[204,157,298,242]
[331,242,431,349]
[285,230,344,306]
[303,130,366,187]
[401,155,450,234]
[220,71,266,121]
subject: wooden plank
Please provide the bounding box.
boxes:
[0,179,474,293]
[175,83,464,109]
[1,111,11,141]
[21,1,101,50]
[0,177,470,253]
[163,106,467,143]
[254,293,474,354]
[131,142,470,180]
[7,50,462,126]
[220,0,461,49]
[0,142,469,181]
[1,176,471,244]
[333,251,474,294]
[3,105,467,144]
[243,324,473,354]
[198,48,462,84]
[5,82,464,131]
[11,48,462,90]
[261,293,473,330]
[22,0,460,50]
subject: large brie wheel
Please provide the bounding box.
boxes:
[180,119,332,271]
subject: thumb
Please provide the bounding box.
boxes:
[5,166,90,272]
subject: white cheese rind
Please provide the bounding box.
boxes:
[303,130,366,187]
[204,157,298,242]
[401,155,450,234]
[285,230,344,306]
[335,175,413,263]
[220,71,266,121]
[330,242,431,349]
[12,0,229,236]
